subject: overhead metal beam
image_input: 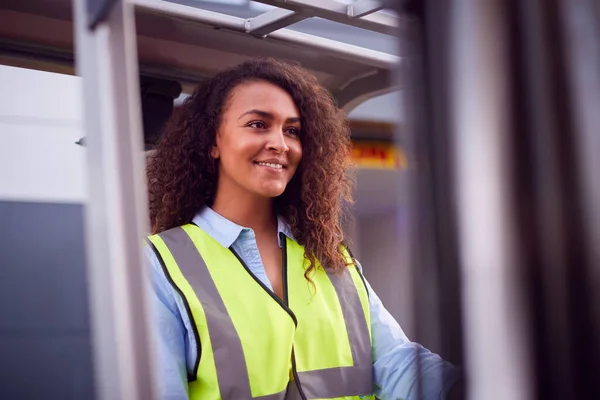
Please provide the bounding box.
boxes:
[252,0,401,36]
[245,8,308,36]
[270,27,398,69]
[134,0,246,30]
[133,0,400,70]
[334,68,397,112]
[347,0,384,18]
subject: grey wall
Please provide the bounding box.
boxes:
[1,64,94,399]
[0,201,94,400]
[356,208,416,339]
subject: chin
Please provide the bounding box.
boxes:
[256,183,287,198]
[260,189,286,198]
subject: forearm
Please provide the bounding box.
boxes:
[374,342,460,400]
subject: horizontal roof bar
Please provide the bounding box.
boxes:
[134,0,245,30]
[133,0,399,69]
[245,8,308,36]
[269,28,398,69]
[347,0,385,19]
[252,0,400,36]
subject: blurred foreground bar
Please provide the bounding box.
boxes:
[394,0,600,399]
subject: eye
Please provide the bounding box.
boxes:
[247,121,267,129]
[286,126,301,137]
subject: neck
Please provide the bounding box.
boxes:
[211,189,277,235]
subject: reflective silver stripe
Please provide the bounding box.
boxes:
[255,387,288,400]
[158,227,253,399]
[297,365,372,399]
[327,267,372,369]
[296,267,373,399]
[253,381,302,400]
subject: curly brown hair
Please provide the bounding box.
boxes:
[147,57,354,276]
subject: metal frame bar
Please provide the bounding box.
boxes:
[392,1,465,398]
[398,0,600,398]
[450,1,533,398]
[334,68,394,111]
[111,0,400,109]
[133,0,399,75]
[245,8,307,36]
[347,0,385,18]
[559,0,600,310]
[252,0,400,35]
[73,0,155,399]
[553,0,600,394]
[136,0,399,36]
[134,0,245,30]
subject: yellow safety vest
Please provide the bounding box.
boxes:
[148,223,375,400]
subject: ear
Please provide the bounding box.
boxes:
[210,146,220,159]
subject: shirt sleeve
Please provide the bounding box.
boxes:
[356,262,461,400]
[145,245,190,400]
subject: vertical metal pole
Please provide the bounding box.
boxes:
[392,0,465,398]
[559,0,600,328]
[554,0,600,395]
[450,1,533,399]
[73,1,155,400]
[397,0,600,398]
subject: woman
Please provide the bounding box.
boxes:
[145,58,460,400]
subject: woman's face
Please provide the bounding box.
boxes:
[212,80,303,200]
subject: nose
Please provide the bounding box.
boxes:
[267,129,289,154]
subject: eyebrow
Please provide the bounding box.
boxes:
[238,109,300,124]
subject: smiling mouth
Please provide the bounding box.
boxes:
[255,161,285,170]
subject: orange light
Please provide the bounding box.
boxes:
[351,141,407,170]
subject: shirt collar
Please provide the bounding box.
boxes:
[192,206,295,249]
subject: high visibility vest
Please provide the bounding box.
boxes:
[148,223,375,400]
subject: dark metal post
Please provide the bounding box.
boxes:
[396,0,600,398]
[391,0,466,398]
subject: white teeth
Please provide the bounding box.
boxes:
[257,162,283,169]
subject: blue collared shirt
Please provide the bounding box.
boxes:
[146,206,459,400]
